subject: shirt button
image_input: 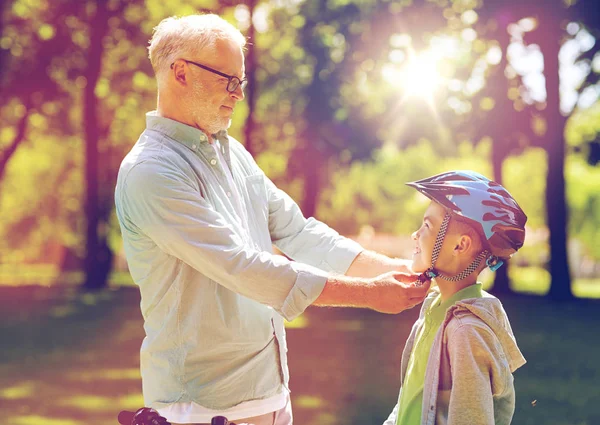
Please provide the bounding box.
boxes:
[227,191,232,197]
[210,159,217,165]
[191,144,196,149]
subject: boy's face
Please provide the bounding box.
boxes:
[411,201,476,274]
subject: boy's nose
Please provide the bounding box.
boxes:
[411,230,418,240]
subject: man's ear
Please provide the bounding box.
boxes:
[171,61,188,86]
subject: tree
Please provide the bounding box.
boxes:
[0,99,32,183]
[82,0,111,290]
[0,1,75,188]
[261,1,418,216]
[440,0,597,299]
[518,0,600,300]
[466,1,540,295]
[541,36,573,301]
[534,4,574,301]
[0,0,89,268]
[0,0,151,287]
[242,0,259,156]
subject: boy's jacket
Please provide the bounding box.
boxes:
[384,289,526,425]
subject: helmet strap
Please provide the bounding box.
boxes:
[416,211,501,284]
[417,212,451,285]
[436,250,490,282]
[430,212,451,267]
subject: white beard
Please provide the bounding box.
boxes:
[185,81,230,135]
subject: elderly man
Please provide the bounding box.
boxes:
[114,14,430,425]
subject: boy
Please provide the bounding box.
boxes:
[383,170,528,425]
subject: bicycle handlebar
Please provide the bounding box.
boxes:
[118,408,238,425]
[117,410,135,424]
[118,408,170,425]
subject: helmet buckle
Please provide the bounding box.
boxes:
[425,268,438,279]
[486,256,504,272]
[416,268,438,286]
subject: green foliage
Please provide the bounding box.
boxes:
[502,147,547,229]
[0,132,84,261]
[318,140,599,266]
[565,155,600,259]
[509,266,551,295]
[0,0,249,266]
[0,0,598,280]
[564,104,600,259]
[318,139,492,235]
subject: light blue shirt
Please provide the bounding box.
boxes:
[114,112,363,410]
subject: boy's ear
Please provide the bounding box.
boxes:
[454,235,473,255]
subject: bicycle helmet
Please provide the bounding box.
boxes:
[406,170,527,283]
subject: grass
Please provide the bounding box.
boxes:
[1,283,600,425]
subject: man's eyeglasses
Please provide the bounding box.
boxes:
[171,59,248,93]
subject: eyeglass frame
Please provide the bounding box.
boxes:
[170,59,247,93]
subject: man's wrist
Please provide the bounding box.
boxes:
[315,274,371,308]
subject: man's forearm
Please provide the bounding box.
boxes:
[313,271,430,314]
[345,250,413,278]
[313,274,370,308]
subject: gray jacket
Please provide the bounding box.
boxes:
[383,290,526,425]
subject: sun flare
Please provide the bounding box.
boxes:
[402,51,442,99]
[382,48,443,104]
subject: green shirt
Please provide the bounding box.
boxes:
[396,283,483,425]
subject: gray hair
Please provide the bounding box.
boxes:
[148,14,246,82]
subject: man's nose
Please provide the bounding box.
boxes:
[230,85,245,101]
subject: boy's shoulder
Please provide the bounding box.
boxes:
[442,293,526,372]
[445,291,509,329]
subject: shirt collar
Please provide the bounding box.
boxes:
[145,111,228,150]
[428,282,483,322]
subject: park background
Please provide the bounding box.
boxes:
[1,0,599,424]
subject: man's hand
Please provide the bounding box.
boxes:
[366,271,431,314]
[315,271,431,313]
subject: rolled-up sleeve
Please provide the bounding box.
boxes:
[120,160,328,321]
[264,176,363,274]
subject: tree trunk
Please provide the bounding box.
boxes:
[491,139,512,295]
[83,0,110,291]
[489,27,513,296]
[301,143,321,219]
[243,0,258,156]
[538,18,573,301]
[297,3,330,219]
[0,0,6,72]
[0,99,31,184]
